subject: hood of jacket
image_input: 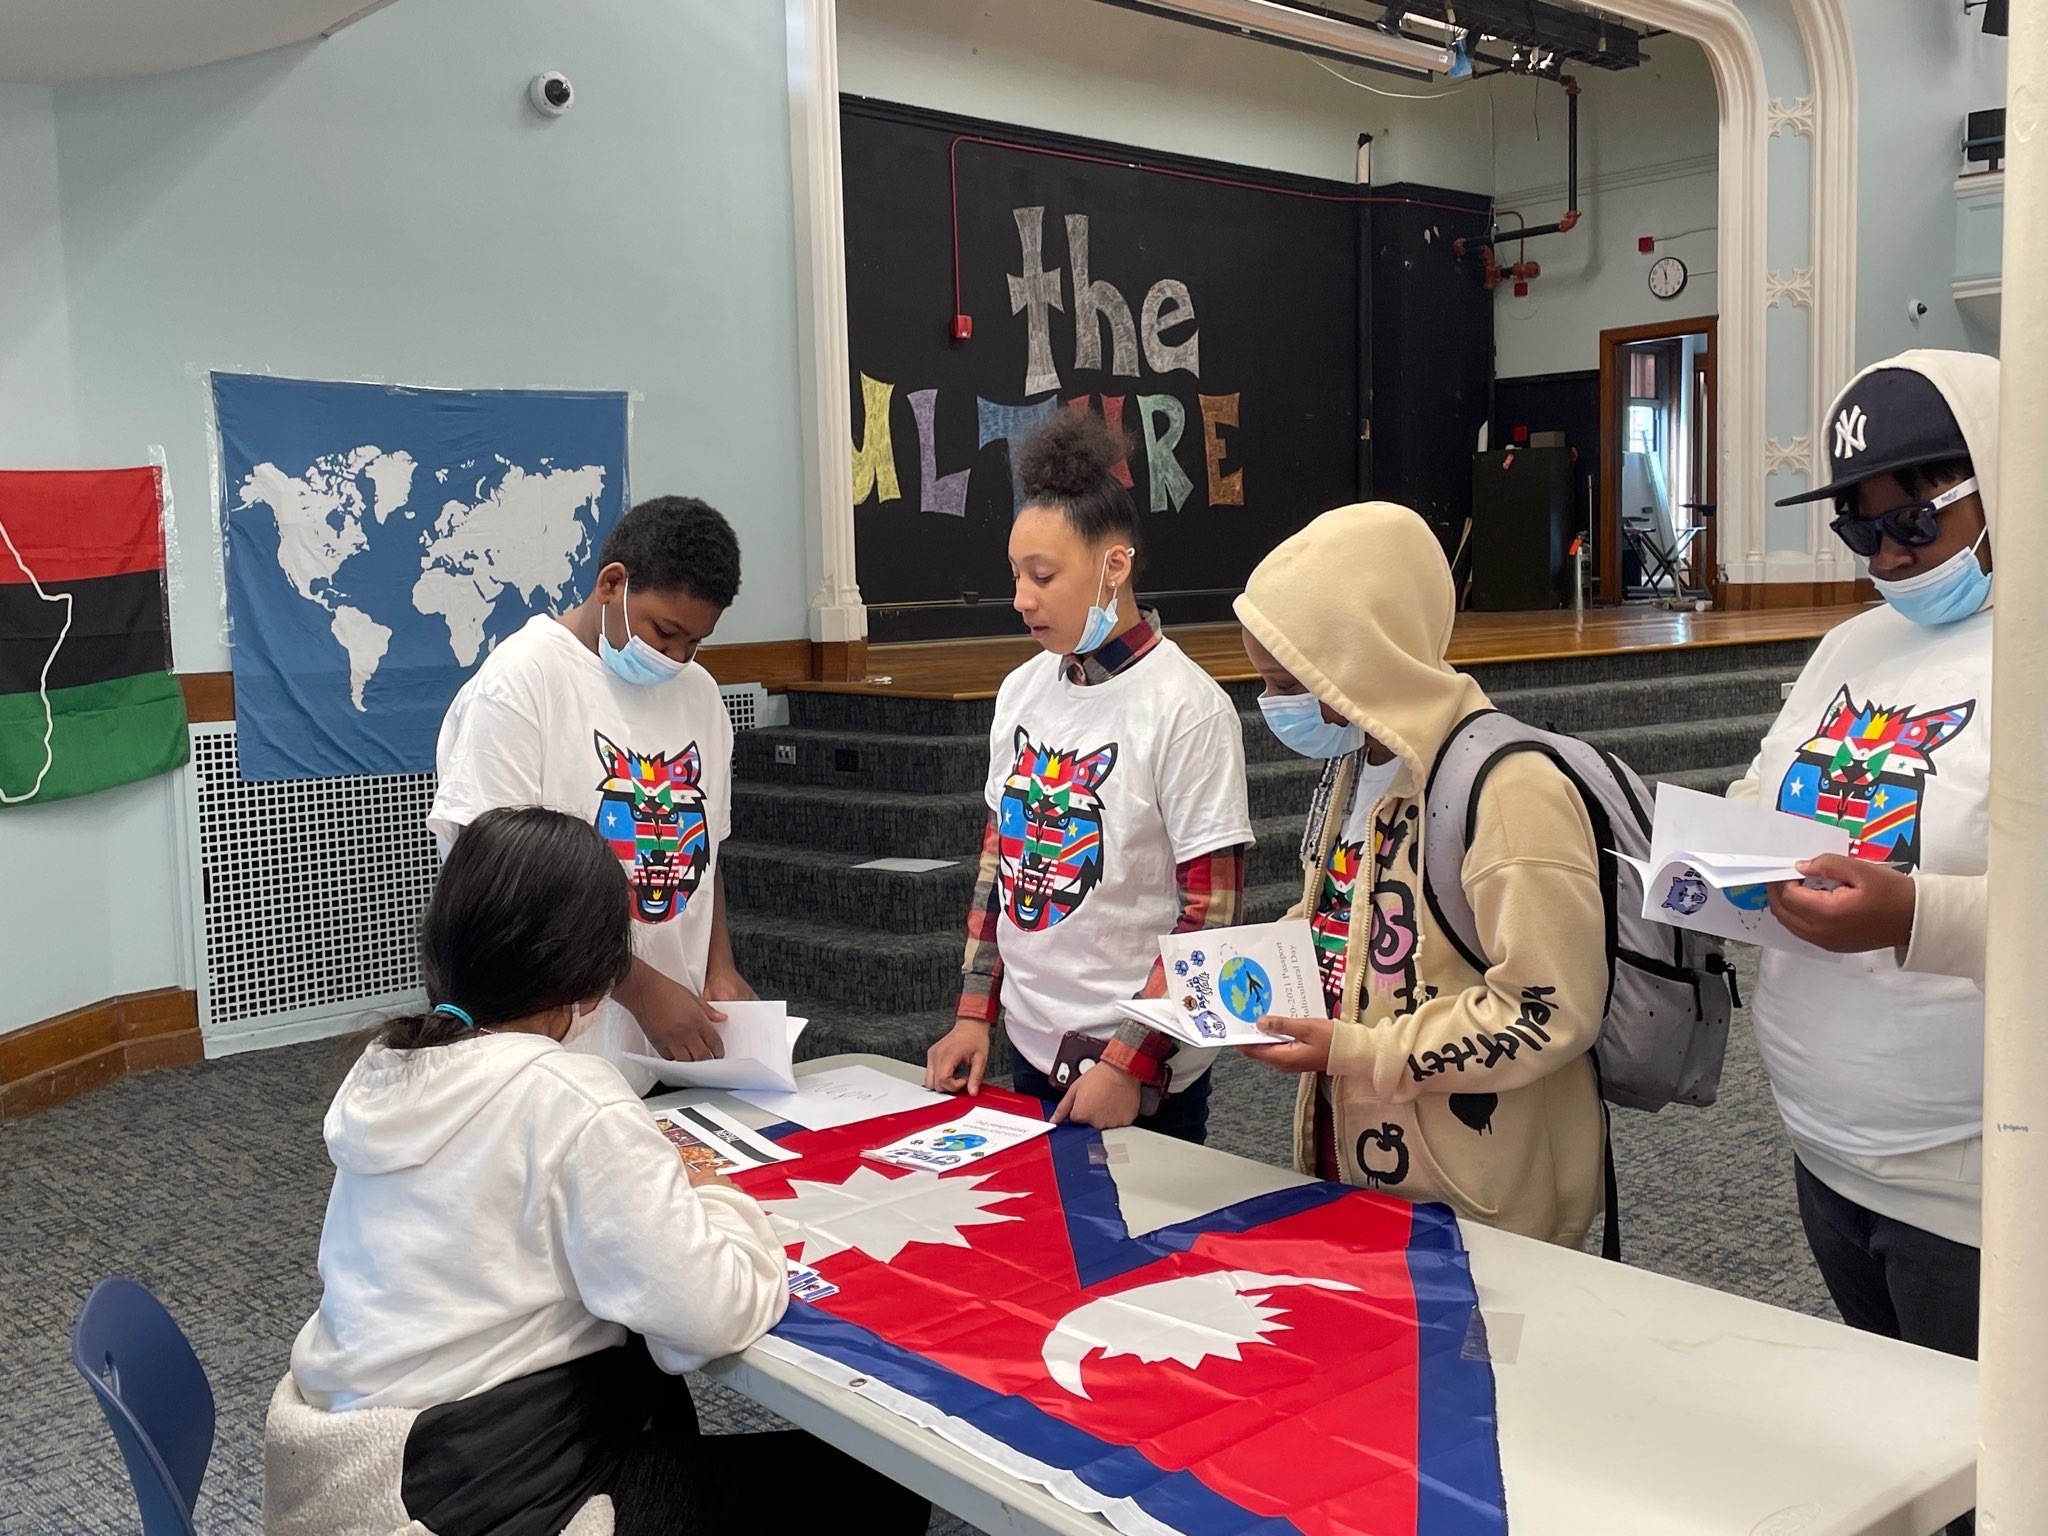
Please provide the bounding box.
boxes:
[325,1031,562,1176]
[1234,501,1487,796]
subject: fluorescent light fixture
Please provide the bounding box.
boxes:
[1117,0,1455,75]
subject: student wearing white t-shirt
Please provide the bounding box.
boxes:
[429,497,752,1097]
[1732,353,1998,1407]
[925,411,1253,1143]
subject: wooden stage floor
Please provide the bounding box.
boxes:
[794,605,1866,702]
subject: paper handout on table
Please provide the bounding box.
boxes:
[1624,782,1851,950]
[1114,919,1321,1048]
[862,1106,1055,1172]
[735,1063,950,1131]
[651,1102,799,1177]
[624,1001,806,1093]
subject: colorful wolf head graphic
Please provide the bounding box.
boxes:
[1776,687,1974,868]
[593,732,709,924]
[997,729,1117,932]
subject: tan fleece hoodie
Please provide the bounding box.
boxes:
[1236,503,1606,1246]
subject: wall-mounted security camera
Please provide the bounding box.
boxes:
[529,71,573,118]
[1907,299,1930,323]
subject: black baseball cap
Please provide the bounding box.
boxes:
[1775,367,1973,506]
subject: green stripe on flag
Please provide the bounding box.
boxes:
[0,671,190,808]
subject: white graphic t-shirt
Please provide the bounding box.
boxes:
[428,615,734,1096]
[984,640,1254,1082]
[1747,602,1990,1158]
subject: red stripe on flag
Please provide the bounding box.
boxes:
[0,469,166,585]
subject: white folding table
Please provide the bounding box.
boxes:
[658,1055,1977,1536]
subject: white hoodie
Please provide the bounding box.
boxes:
[1731,349,1996,1243]
[291,1031,788,1412]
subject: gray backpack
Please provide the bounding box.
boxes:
[1420,708,1736,1117]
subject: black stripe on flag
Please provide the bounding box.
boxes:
[0,569,171,697]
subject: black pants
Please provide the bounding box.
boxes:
[1009,1055,1213,1144]
[606,1373,931,1534]
[403,1342,929,1536]
[1794,1158,1978,1536]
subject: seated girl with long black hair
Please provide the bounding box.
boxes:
[264,806,928,1536]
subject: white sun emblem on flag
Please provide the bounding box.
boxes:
[1041,1271,1362,1398]
[759,1166,1027,1265]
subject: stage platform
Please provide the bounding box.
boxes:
[789,604,1867,702]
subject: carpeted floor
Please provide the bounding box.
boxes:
[0,952,1827,1534]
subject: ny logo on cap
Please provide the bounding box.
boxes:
[1834,404,1869,461]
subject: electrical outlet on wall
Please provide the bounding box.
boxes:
[775,744,797,766]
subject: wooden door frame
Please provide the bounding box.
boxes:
[1598,315,1719,605]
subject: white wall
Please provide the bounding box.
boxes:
[1489,39,1719,378]
[1843,0,2006,361]
[0,86,78,465]
[838,0,1495,189]
[0,0,807,1035]
[54,0,808,670]
[0,84,188,1034]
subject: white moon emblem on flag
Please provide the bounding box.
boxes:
[1040,1270,1361,1398]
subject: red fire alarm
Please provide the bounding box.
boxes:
[1512,424,1530,445]
[1512,279,1530,298]
[1638,236,1656,254]
[950,314,973,341]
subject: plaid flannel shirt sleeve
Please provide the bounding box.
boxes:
[1101,843,1249,1088]
[956,813,1006,1027]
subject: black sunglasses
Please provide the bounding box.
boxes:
[1829,476,1979,558]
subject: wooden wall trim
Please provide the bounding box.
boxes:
[175,637,826,725]
[0,988,202,1123]
[1718,580,1875,611]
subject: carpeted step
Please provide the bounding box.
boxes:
[721,839,978,934]
[1459,637,1818,694]
[731,780,986,860]
[729,911,963,1014]
[732,760,1320,858]
[787,690,998,737]
[1246,878,1304,923]
[735,724,988,796]
[1580,714,1777,779]
[1647,763,1753,799]
[793,1006,996,1072]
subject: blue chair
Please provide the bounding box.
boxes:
[70,1277,214,1536]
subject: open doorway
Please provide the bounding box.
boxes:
[1599,317,1718,607]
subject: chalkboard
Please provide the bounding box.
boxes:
[842,98,1365,642]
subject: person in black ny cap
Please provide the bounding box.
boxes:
[1727,354,1994,1534]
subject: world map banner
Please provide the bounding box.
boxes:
[737,1087,1509,1536]
[214,373,629,780]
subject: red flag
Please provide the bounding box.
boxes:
[736,1088,1506,1536]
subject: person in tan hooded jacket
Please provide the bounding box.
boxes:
[1234,502,1606,1247]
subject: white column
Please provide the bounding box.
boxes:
[1980,6,2048,1528]
[785,0,865,645]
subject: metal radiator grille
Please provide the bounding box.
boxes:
[190,724,438,1031]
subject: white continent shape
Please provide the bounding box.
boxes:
[328,604,393,712]
[412,458,607,666]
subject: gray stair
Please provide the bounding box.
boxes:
[725,635,1814,1064]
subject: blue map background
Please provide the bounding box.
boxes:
[216,373,629,780]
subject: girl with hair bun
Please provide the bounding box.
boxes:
[925,409,1253,1142]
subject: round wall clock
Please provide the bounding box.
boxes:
[1649,255,1689,300]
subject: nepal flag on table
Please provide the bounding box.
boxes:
[732,1086,1508,1536]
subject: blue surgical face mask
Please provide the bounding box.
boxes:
[1259,692,1368,759]
[1073,546,1134,655]
[1871,530,1992,626]
[599,579,689,687]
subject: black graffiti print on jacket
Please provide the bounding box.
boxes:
[1407,984,1559,1083]
[1354,1123,1410,1188]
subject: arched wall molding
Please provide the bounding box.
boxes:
[786,0,1860,621]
